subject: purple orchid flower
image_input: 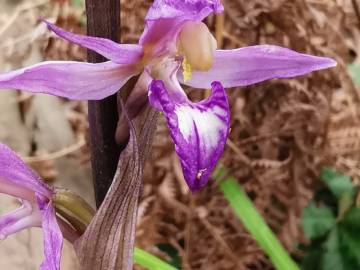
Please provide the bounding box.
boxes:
[0,0,336,192]
[0,143,64,270]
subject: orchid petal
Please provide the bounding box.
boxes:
[140,0,223,58]
[0,143,51,198]
[180,45,337,88]
[149,80,230,191]
[40,203,63,270]
[0,201,40,239]
[0,202,31,232]
[0,61,138,100]
[0,143,63,270]
[44,20,143,65]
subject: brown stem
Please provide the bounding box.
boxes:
[85,0,121,207]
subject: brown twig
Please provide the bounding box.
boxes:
[22,138,86,163]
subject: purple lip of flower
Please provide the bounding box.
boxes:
[0,0,336,192]
[0,143,63,270]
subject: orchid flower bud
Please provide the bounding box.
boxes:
[178,21,217,73]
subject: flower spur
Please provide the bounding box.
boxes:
[0,0,337,191]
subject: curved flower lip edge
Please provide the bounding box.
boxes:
[179,45,337,89]
[0,143,63,270]
[149,80,230,192]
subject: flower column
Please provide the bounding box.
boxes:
[85,0,121,206]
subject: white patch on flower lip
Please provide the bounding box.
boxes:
[175,105,194,139]
[175,105,225,148]
[212,105,227,117]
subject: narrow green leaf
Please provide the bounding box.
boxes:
[320,168,354,200]
[302,202,335,239]
[157,243,181,269]
[219,174,300,270]
[134,248,178,270]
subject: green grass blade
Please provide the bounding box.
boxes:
[219,176,300,270]
[134,247,178,270]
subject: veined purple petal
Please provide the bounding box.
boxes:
[149,80,230,192]
[44,20,143,65]
[140,0,223,58]
[40,203,63,270]
[180,45,337,88]
[0,143,51,198]
[0,61,138,100]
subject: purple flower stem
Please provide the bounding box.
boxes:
[85,0,122,207]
